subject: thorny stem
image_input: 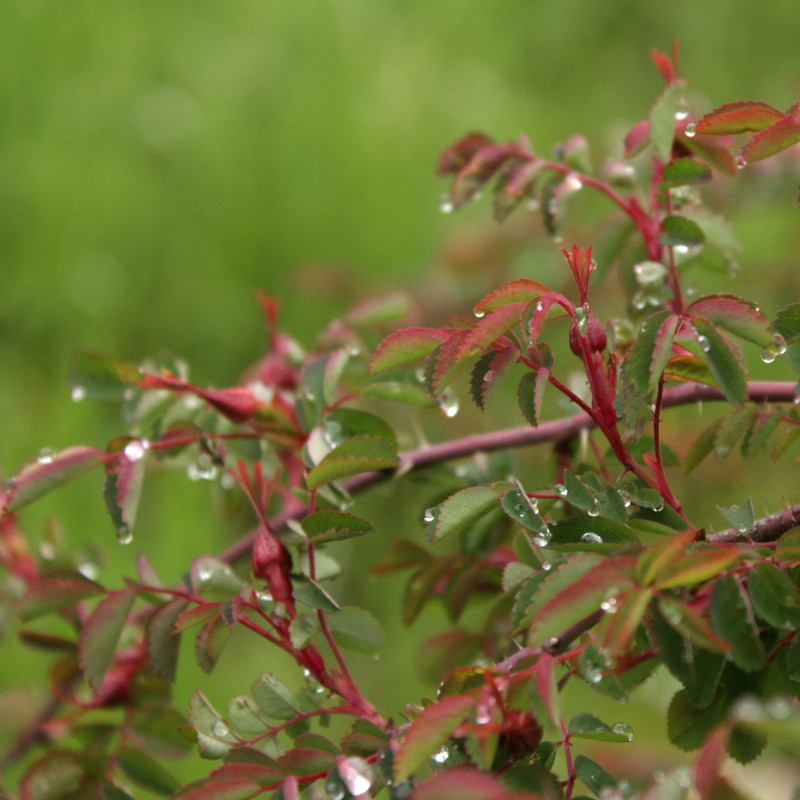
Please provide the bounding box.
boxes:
[561,717,576,800]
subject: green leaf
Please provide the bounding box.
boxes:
[188,691,236,759]
[664,355,715,387]
[103,442,149,541]
[742,414,780,460]
[661,157,712,186]
[748,563,800,629]
[425,483,507,543]
[195,615,231,674]
[191,557,245,598]
[146,598,188,683]
[569,712,633,742]
[324,407,397,448]
[659,215,706,247]
[16,568,106,622]
[116,746,181,796]
[717,499,755,535]
[227,696,269,736]
[292,576,338,612]
[469,346,518,411]
[743,107,800,163]
[684,419,722,474]
[474,279,548,315]
[68,349,139,402]
[710,575,765,672]
[692,318,747,405]
[667,688,727,751]
[658,597,731,653]
[649,80,687,162]
[370,328,448,373]
[360,380,435,407]
[393,695,476,784]
[773,303,800,342]
[300,510,374,544]
[457,303,528,362]
[776,530,800,563]
[548,515,638,547]
[345,290,412,327]
[79,588,138,691]
[252,673,298,721]
[501,488,548,534]
[694,100,784,135]
[574,754,617,795]
[326,606,384,655]
[688,294,774,348]
[19,751,89,800]
[636,529,697,586]
[653,547,741,590]
[306,435,399,491]
[3,445,107,514]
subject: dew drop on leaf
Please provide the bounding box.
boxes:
[439,195,454,214]
[423,508,435,523]
[117,525,133,545]
[684,122,697,138]
[675,100,689,121]
[601,597,618,614]
[212,720,229,738]
[611,722,634,741]
[438,388,459,418]
[697,335,710,352]
[773,333,787,355]
[123,439,149,462]
[581,532,603,544]
[587,499,601,517]
[37,447,55,465]
[555,484,568,498]
[71,386,87,402]
[197,563,213,582]
[431,747,449,764]
[541,560,552,571]
[761,349,777,364]
[735,155,747,170]
[532,527,552,548]
[618,490,632,508]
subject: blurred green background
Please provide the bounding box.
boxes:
[2,0,799,793]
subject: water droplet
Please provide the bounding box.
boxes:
[601,597,618,614]
[117,525,133,545]
[212,720,229,738]
[540,560,552,571]
[535,300,544,312]
[773,333,787,355]
[123,439,149,462]
[555,484,568,498]
[220,472,235,490]
[78,562,99,580]
[767,695,792,719]
[653,500,665,512]
[256,590,273,606]
[197,563,213,582]
[675,100,689,121]
[532,527,552,548]
[684,122,697,137]
[39,542,55,560]
[611,722,633,741]
[474,309,486,319]
[423,508,436,523]
[431,747,449,764]
[323,418,346,448]
[439,194,454,214]
[483,369,495,383]
[587,499,601,517]
[661,604,683,625]
[581,532,603,544]
[526,197,540,211]
[187,453,218,481]
[476,707,491,724]
[552,234,563,245]
[183,393,202,410]
[618,490,632,508]
[575,305,588,335]
[563,173,583,193]
[438,388,459,418]
[735,155,747,170]
[37,448,55,465]
[697,335,710,352]
[761,349,776,364]
[547,636,560,649]
[583,662,603,684]
[71,386,87,402]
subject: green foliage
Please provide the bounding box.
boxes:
[2,45,800,800]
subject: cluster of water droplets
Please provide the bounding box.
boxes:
[761,332,787,364]
[123,438,150,462]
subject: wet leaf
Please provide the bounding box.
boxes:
[425,483,507,543]
[451,141,520,207]
[326,606,384,655]
[661,157,712,186]
[574,754,617,795]
[649,80,687,162]
[717,499,755,534]
[653,547,741,590]
[694,100,784,135]
[195,615,231,674]
[323,408,398,448]
[469,346,518,411]
[438,132,496,175]
[17,568,105,622]
[692,318,747,405]
[743,107,800,163]
[251,673,298,720]
[306,435,399,491]
[393,695,476,784]
[103,443,149,540]
[78,588,138,691]
[457,303,528,362]
[687,294,774,348]
[369,328,448,373]
[300,510,374,544]
[68,349,139,401]
[569,712,632,742]
[190,557,245,598]
[548,515,638,547]
[474,280,549,315]
[658,597,730,653]
[227,696,269,736]
[517,368,549,427]
[3,445,107,514]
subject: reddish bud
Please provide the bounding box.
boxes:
[586,315,608,352]
[569,323,583,358]
[252,525,295,616]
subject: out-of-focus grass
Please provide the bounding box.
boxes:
[2,1,799,792]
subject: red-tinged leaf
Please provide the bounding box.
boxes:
[408,766,541,800]
[136,553,162,588]
[171,778,262,800]
[209,762,285,785]
[425,483,508,543]
[195,615,231,673]
[664,355,715,386]
[517,369,549,427]
[654,547,742,590]
[694,100,784,135]
[393,695,476,784]
[3,445,107,514]
[470,346,518,411]
[527,560,636,647]
[523,292,565,346]
[775,529,800,562]
[650,48,675,83]
[474,280,549,315]
[147,598,188,683]
[661,157,712,186]
[79,588,138,691]
[17,568,105,622]
[174,602,223,633]
[650,80,688,162]
[530,654,560,730]
[624,120,650,158]
[451,141,520,207]
[104,441,149,539]
[371,539,432,575]
[277,748,337,777]
[138,372,259,424]
[306,435,399,491]
[635,529,697,586]
[19,750,87,800]
[603,587,654,654]
[742,107,800,163]
[685,137,738,176]
[692,318,747,405]
[658,597,731,653]
[438,132,495,175]
[343,290,411,328]
[493,157,544,221]
[687,294,773,348]
[427,329,470,396]
[457,303,527,362]
[693,726,729,799]
[619,311,677,396]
